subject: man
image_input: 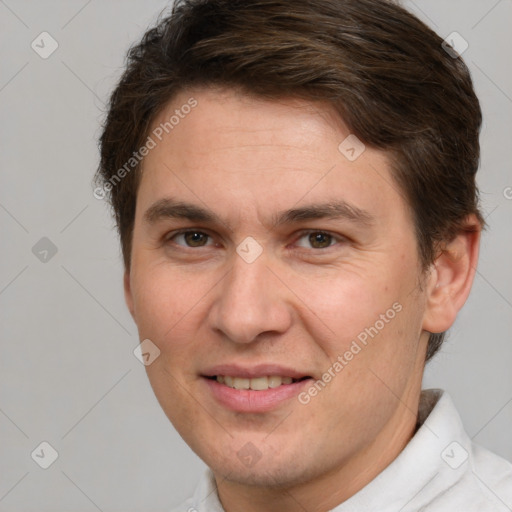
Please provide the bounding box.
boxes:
[95,0,512,510]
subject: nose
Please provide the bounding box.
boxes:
[207,251,293,344]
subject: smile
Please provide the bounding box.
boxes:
[213,375,308,391]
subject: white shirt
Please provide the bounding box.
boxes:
[171,389,512,511]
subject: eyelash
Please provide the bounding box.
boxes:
[164,229,345,252]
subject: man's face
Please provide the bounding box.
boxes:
[125,88,430,487]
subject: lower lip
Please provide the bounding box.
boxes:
[203,377,312,413]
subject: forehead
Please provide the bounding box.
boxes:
[137,88,409,230]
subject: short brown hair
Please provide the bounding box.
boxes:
[95,0,483,360]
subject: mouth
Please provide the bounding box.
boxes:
[205,375,311,391]
[201,366,313,412]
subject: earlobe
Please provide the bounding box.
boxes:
[422,216,481,334]
[124,269,136,321]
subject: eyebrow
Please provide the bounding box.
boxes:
[143,197,375,230]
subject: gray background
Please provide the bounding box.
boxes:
[0,0,511,510]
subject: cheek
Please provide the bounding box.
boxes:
[301,265,424,395]
[130,264,200,344]
[291,270,402,351]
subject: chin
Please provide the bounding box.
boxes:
[202,442,320,489]
[219,462,309,488]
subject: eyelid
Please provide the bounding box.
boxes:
[165,228,216,247]
[291,229,345,250]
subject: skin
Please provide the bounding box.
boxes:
[124,87,480,512]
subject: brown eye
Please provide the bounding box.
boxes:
[295,231,337,250]
[308,232,333,249]
[169,231,212,248]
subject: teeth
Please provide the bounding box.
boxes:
[234,378,250,390]
[215,375,297,390]
[250,376,269,391]
[268,376,282,388]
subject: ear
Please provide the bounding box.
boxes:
[124,269,136,322]
[422,215,481,334]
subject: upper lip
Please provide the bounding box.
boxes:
[201,364,311,380]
